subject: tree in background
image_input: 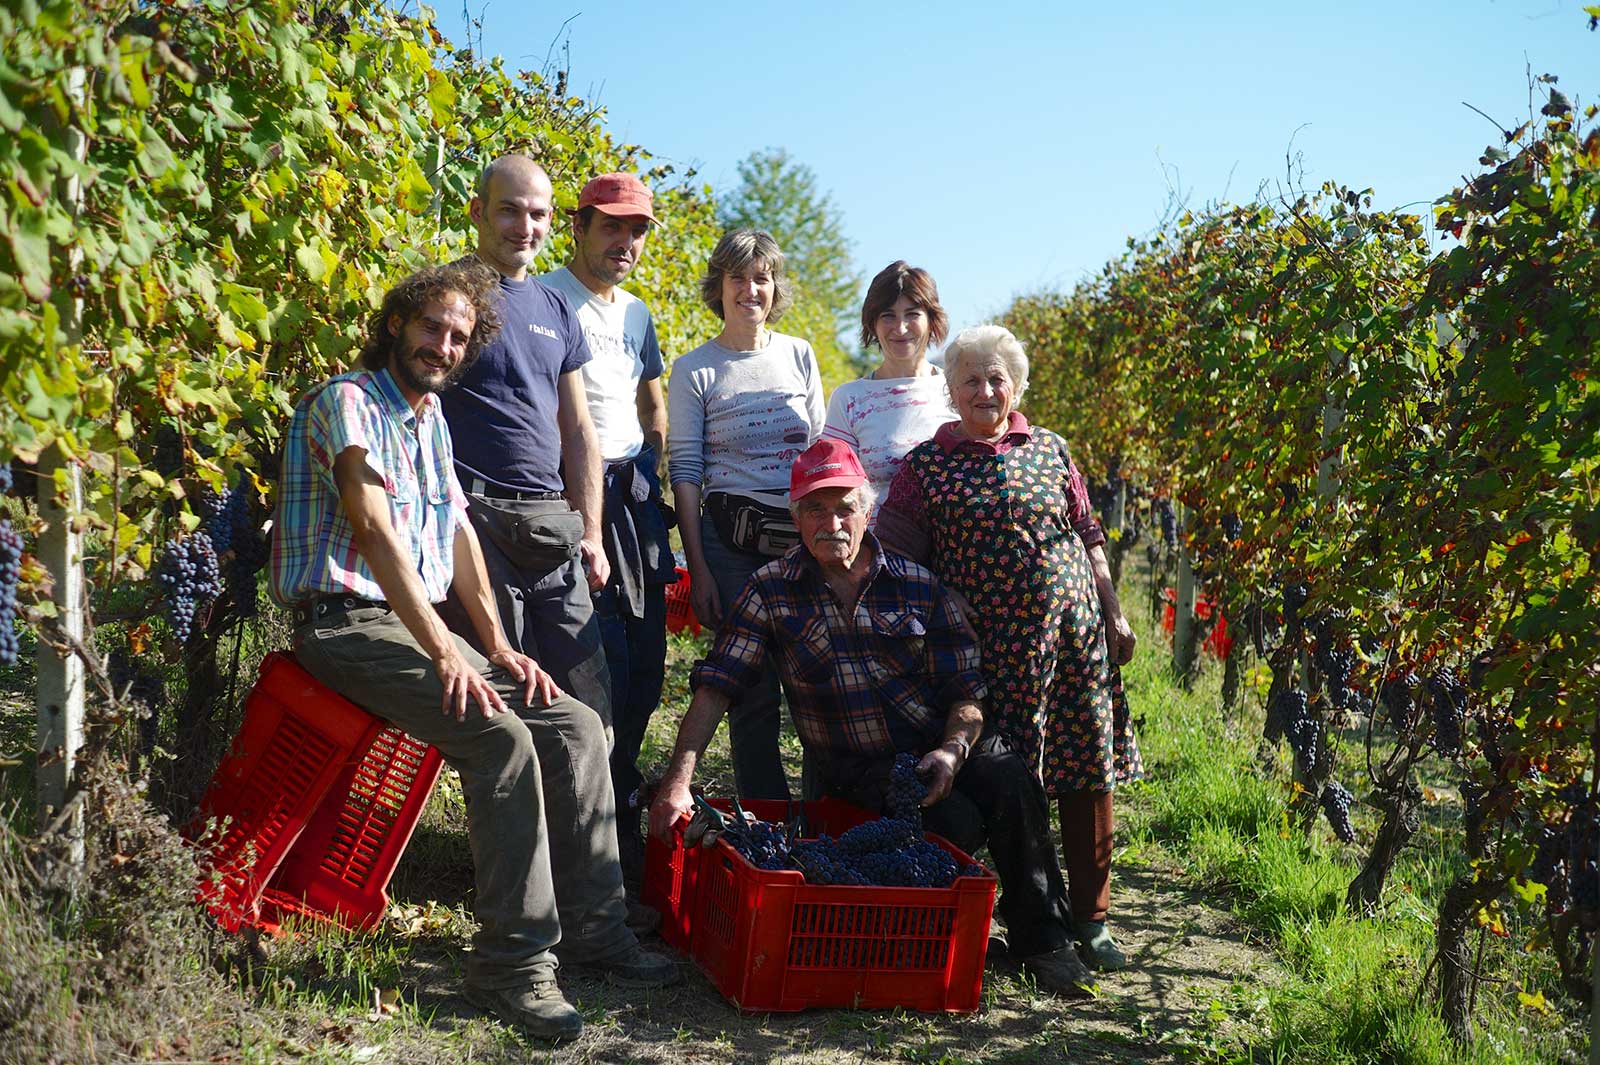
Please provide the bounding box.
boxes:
[718,148,863,387]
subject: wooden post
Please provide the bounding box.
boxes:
[1106,478,1126,585]
[36,66,87,860]
[1172,505,1197,684]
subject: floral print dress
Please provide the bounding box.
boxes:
[885,418,1143,794]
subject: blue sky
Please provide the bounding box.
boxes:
[431,1,1594,340]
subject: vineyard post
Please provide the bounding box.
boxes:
[1173,507,1198,684]
[34,66,88,861]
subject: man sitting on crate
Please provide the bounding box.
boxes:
[271,262,677,1045]
[647,438,1095,995]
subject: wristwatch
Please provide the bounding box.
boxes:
[941,736,971,761]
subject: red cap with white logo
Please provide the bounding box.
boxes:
[790,438,868,501]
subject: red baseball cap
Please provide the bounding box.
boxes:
[790,438,868,501]
[576,172,658,224]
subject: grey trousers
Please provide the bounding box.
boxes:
[292,605,635,989]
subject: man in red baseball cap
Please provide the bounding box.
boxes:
[541,174,674,899]
[648,439,1096,997]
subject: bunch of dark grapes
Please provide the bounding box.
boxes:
[1378,671,1418,733]
[790,837,867,886]
[0,520,21,665]
[887,752,928,825]
[723,819,790,871]
[1529,823,1564,888]
[1155,498,1178,549]
[0,460,12,494]
[1220,512,1243,542]
[151,427,183,478]
[1427,668,1466,757]
[223,482,269,619]
[156,532,222,644]
[785,817,980,888]
[1281,583,1309,626]
[1316,643,1356,711]
[199,485,245,556]
[1275,688,1319,775]
[1320,781,1356,843]
[108,648,165,716]
[838,817,921,856]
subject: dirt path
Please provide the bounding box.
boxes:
[271,851,1274,1065]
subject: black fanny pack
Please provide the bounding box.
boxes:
[705,490,799,558]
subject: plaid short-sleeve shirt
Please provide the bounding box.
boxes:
[690,533,987,758]
[270,368,469,606]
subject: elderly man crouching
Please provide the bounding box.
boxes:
[648,438,1094,994]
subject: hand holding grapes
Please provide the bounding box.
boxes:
[917,743,964,806]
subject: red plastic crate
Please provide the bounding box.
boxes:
[261,721,443,931]
[190,652,375,931]
[648,798,996,1013]
[1161,588,1233,658]
[664,566,701,635]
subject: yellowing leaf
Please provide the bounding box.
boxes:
[1517,989,1551,1014]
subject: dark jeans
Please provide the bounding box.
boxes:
[699,513,789,800]
[292,606,635,988]
[815,737,1073,959]
[595,581,668,833]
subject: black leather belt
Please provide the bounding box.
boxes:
[292,595,389,626]
[467,476,565,502]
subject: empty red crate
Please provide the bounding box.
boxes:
[646,798,996,1012]
[261,722,443,931]
[664,566,701,635]
[1161,589,1233,658]
[190,652,375,931]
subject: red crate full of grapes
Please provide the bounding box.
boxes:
[645,798,996,1013]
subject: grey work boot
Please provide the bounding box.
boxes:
[565,943,681,989]
[465,980,584,1042]
[1020,945,1096,997]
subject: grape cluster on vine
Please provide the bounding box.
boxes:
[1220,512,1243,542]
[0,460,12,495]
[1378,670,1418,733]
[886,752,927,825]
[0,520,21,665]
[1320,781,1356,843]
[1275,688,1319,775]
[1314,636,1356,711]
[151,427,183,478]
[108,648,164,717]
[1155,498,1178,549]
[1427,669,1466,757]
[156,532,222,644]
[1281,583,1309,625]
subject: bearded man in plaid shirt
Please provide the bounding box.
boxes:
[271,262,676,1044]
[648,438,1097,995]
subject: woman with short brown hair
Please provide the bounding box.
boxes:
[821,261,955,502]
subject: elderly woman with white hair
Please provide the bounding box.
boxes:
[877,323,1143,972]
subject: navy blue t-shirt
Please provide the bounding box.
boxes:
[442,273,591,493]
